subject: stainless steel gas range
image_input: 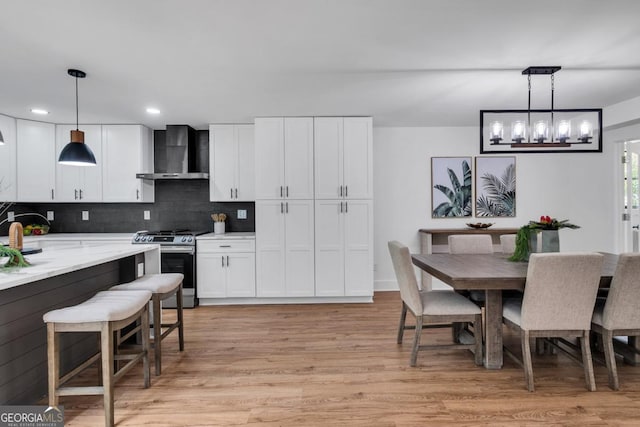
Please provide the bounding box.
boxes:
[132,229,208,308]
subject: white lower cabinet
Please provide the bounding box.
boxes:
[197,239,256,298]
[315,200,373,297]
[256,200,315,297]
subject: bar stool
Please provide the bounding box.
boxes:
[43,290,152,427]
[110,273,184,375]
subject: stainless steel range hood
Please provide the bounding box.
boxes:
[136,125,209,180]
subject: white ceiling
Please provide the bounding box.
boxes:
[2,0,640,129]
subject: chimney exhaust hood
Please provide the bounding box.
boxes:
[136,125,209,180]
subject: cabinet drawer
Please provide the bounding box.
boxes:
[197,239,255,253]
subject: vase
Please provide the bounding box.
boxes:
[214,222,225,234]
[529,230,559,254]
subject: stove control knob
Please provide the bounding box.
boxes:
[146,236,152,242]
[181,236,187,242]
[134,236,140,242]
[188,236,193,242]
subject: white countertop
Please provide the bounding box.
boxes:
[0,243,159,292]
[1,233,135,246]
[197,232,255,240]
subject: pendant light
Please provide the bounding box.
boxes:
[58,69,96,166]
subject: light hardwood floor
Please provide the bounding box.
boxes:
[53,292,640,426]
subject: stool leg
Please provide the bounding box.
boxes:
[141,305,151,388]
[101,322,115,427]
[153,295,162,376]
[46,323,60,408]
[177,284,184,351]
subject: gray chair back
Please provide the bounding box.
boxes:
[602,253,640,330]
[521,252,604,331]
[448,234,493,254]
[388,241,422,315]
[500,234,516,254]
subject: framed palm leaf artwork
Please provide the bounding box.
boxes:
[431,157,472,218]
[475,156,516,217]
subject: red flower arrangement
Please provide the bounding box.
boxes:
[509,215,580,261]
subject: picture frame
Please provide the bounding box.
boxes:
[431,157,472,218]
[475,156,516,217]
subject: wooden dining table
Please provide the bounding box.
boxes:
[411,252,618,369]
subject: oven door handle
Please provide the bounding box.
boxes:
[160,246,195,255]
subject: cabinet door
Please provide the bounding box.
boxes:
[314,200,345,296]
[284,200,315,296]
[344,200,373,296]
[343,117,373,199]
[235,125,255,201]
[284,117,314,199]
[226,252,256,297]
[0,114,17,201]
[314,117,344,200]
[55,124,103,202]
[197,252,227,298]
[209,125,236,201]
[254,118,284,199]
[16,120,56,202]
[256,200,286,296]
[102,125,154,202]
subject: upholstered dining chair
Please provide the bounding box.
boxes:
[591,252,640,390]
[388,241,483,367]
[448,234,493,254]
[500,234,516,255]
[502,252,604,392]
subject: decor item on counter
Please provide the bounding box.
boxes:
[431,157,472,218]
[8,222,23,250]
[23,224,50,235]
[0,244,30,268]
[58,69,97,166]
[466,222,494,229]
[475,156,516,217]
[211,213,227,234]
[0,128,4,144]
[480,66,602,154]
[509,215,580,262]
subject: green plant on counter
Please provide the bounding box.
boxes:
[508,215,580,262]
[0,244,30,268]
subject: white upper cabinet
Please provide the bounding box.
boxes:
[255,117,314,200]
[209,124,255,201]
[102,125,154,202]
[16,119,56,202]
[314,117,372,200]
[0,114,17,201]
[55,124,103,202]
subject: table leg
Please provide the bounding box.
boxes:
[484,289,503,369]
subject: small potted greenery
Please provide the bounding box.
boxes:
[509,215,580,262]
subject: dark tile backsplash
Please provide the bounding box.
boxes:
[0,180,255,235]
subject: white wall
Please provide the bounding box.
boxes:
[373,126,618,291]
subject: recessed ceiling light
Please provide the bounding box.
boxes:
[146,107,161,114]
[31,108,49,115]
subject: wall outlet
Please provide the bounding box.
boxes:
[143,210,151,220]
[47,211,55,221]
[237,209,247,220]
[82,211,89,221]
[7,211,15,222]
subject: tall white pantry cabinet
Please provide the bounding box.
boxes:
[254,116,373,300]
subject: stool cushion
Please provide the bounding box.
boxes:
[110,273,183,294]
[43,290,152,323]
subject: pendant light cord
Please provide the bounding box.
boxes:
[75,75,79,131]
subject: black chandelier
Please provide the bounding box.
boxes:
[480,66,602,154]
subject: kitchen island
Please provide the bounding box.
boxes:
[0,243,160,405]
